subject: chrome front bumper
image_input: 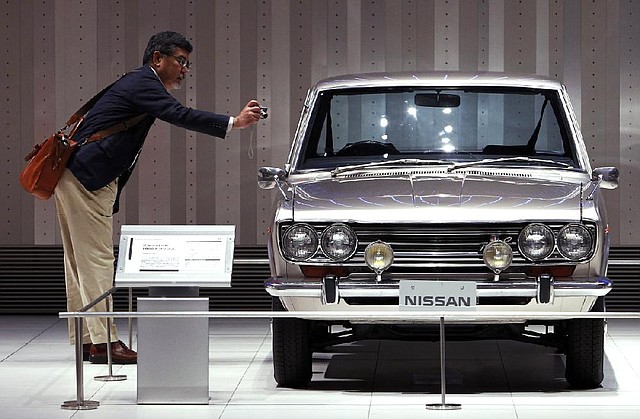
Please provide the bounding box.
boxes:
[265,276,612,304]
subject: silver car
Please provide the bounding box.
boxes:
[258,72,619,389]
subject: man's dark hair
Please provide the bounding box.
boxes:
[142,31,193,65]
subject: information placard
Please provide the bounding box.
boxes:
[115,225,235,287]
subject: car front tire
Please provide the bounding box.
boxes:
[564,317,605,389]
[271,297,313,388]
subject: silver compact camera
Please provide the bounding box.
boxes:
[260,106,268,119]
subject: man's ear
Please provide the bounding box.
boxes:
[151,51,163,66]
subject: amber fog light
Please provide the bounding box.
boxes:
[483,240,513,274]
[364,241,394,279]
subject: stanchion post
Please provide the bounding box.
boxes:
[95,297,127,382]
[426,316,461,410]
[61,317,99,410]
[128,287,133,349]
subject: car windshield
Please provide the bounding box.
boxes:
[297,87,578,171]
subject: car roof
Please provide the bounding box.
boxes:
[313,71,564,92]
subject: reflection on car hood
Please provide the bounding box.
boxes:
[291,172,591,223]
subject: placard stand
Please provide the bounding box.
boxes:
[137,294,209,404]
[114,225,235,405]
[400,280,472,410]
[425,317,461,410]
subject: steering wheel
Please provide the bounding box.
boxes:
[335,140,399,156]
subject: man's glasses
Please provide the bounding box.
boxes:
[170,55,192,70]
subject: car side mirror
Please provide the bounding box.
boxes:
[592,167,619,190]
[258,166,287,190]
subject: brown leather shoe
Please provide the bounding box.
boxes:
[89,340,137,364]
[83,343,91,361]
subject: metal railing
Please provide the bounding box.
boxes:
[58,293,640,411]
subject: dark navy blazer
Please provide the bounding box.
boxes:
[67,65,230,209]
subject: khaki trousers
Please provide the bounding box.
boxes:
[55,169,119,345]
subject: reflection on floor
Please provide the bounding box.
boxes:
[0,316,639,418]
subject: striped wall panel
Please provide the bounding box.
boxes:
[0,246,272,313]
[606,247,640,312]
[3,0,640,248]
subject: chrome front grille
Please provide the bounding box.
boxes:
[278,222,596,270]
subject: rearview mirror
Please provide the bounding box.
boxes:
[415,93,461,108]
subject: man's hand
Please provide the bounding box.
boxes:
[233,100,262,129]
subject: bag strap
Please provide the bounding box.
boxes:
[64,80,118,128]
[62,71,147,145]
[85,113,147,143]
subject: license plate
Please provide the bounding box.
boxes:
[399,280,477,311]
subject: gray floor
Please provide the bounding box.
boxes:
[0,316,639,418]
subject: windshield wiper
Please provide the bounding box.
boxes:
[447,156,574,172]
[331,158,451,177]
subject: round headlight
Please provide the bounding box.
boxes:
[557,224,593,260]
[364,241,394,273]
[483,240,513,273]
[281,224,318,261]
[518,223,555,261]
[320,224,358,261]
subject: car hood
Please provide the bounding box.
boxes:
[291,172,591,223]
